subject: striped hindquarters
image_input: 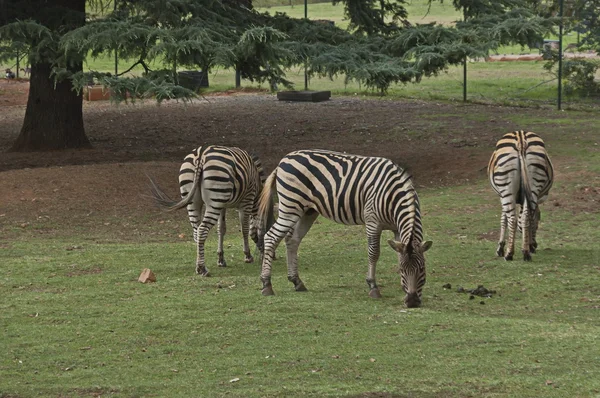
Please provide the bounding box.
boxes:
[178,146,264,237]
[488,131,554,209]
[179,145,263,206]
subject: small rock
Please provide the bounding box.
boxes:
[442,283,452,289]
[138,268,157,283]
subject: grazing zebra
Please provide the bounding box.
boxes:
[256,149,432,308]
[150,145,274,276]
[488,131,554,261]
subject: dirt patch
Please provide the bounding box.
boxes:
[1,82,598,241]
[0,79,29,106]
[65,265,103,277]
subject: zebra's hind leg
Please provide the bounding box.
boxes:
[239,208,254,263]
[530,207,541,253]
[285,210,319,292]
[520,201,532,261]
[260,213,302,296]
[504,210,517,261]
[496,213,507,257]
[217,209,227,267]
[195,207,220,276]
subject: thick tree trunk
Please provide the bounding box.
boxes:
[8,0,90,152]
[10,62,90,151]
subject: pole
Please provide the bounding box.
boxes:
[462,9,467,102]
[463,59,467,102]
[114,0,118,77]
[557,0,564,110]
[304,0,308,91]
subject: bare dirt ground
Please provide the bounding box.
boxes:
[0,79,598,242]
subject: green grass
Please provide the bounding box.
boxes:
[256,0,462,27]
[2,161,600,397]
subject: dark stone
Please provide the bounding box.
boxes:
[277,90,331,102]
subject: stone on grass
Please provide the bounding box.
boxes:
[138,268,157,283]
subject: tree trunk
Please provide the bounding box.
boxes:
[10,62,90,151]
[9,0,90,152]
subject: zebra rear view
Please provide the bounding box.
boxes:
[150,145,274,276]
[257,149,432,308]
[488,131,554,261]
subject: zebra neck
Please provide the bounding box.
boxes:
[395,204,423,245]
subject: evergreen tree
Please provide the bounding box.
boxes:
[0,0,558,152]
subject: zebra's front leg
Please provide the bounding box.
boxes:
[496,212,507,257]
[239,209,254,263]
[285,211,318,292]
[195,209,219,276]
[365,227,382,299]
[217,209,227,267]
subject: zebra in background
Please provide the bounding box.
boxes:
[256,149,432,308]
[150,145,274,276]
[488,131,554,261]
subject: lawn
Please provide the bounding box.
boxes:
[1,103,599,396]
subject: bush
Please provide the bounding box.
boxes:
[544,50,600,97]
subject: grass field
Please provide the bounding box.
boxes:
[2,106,600,396]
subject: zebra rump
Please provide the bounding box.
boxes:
[488,131,554,261]
[149,145,274,275]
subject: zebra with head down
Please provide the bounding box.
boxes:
[256,149,432,308]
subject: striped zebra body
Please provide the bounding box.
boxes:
[151,145,272,275]
[257,149,432,308]
[488,131,554,261]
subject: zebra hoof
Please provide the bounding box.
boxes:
[244,255,254,264]
[217,252,226,267]
[369,288,382,299]
[294,282,308,292]
[496,243,505,257]
[504,254,513,262]
[196,269,211,277]
[261,286,275,296]
[522,251,532,261]
[529,245,537,254]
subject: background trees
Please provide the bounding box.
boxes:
[0,0,562,152]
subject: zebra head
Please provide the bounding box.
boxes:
[387,239,433,308]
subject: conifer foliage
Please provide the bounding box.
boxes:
[0,0,560,151]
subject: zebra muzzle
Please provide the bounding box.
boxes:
[404,292,421,308]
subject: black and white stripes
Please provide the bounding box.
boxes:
[256,149,432,308]
[488,131,554,261]
[150,145,272,275]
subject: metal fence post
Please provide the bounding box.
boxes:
[557,0,564,110]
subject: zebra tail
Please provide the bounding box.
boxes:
[257,169,277,238]
[517,148,534,212]
[148,147,207,212]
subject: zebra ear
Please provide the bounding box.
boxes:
[387,239,407,254]
[421,241,433,253]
